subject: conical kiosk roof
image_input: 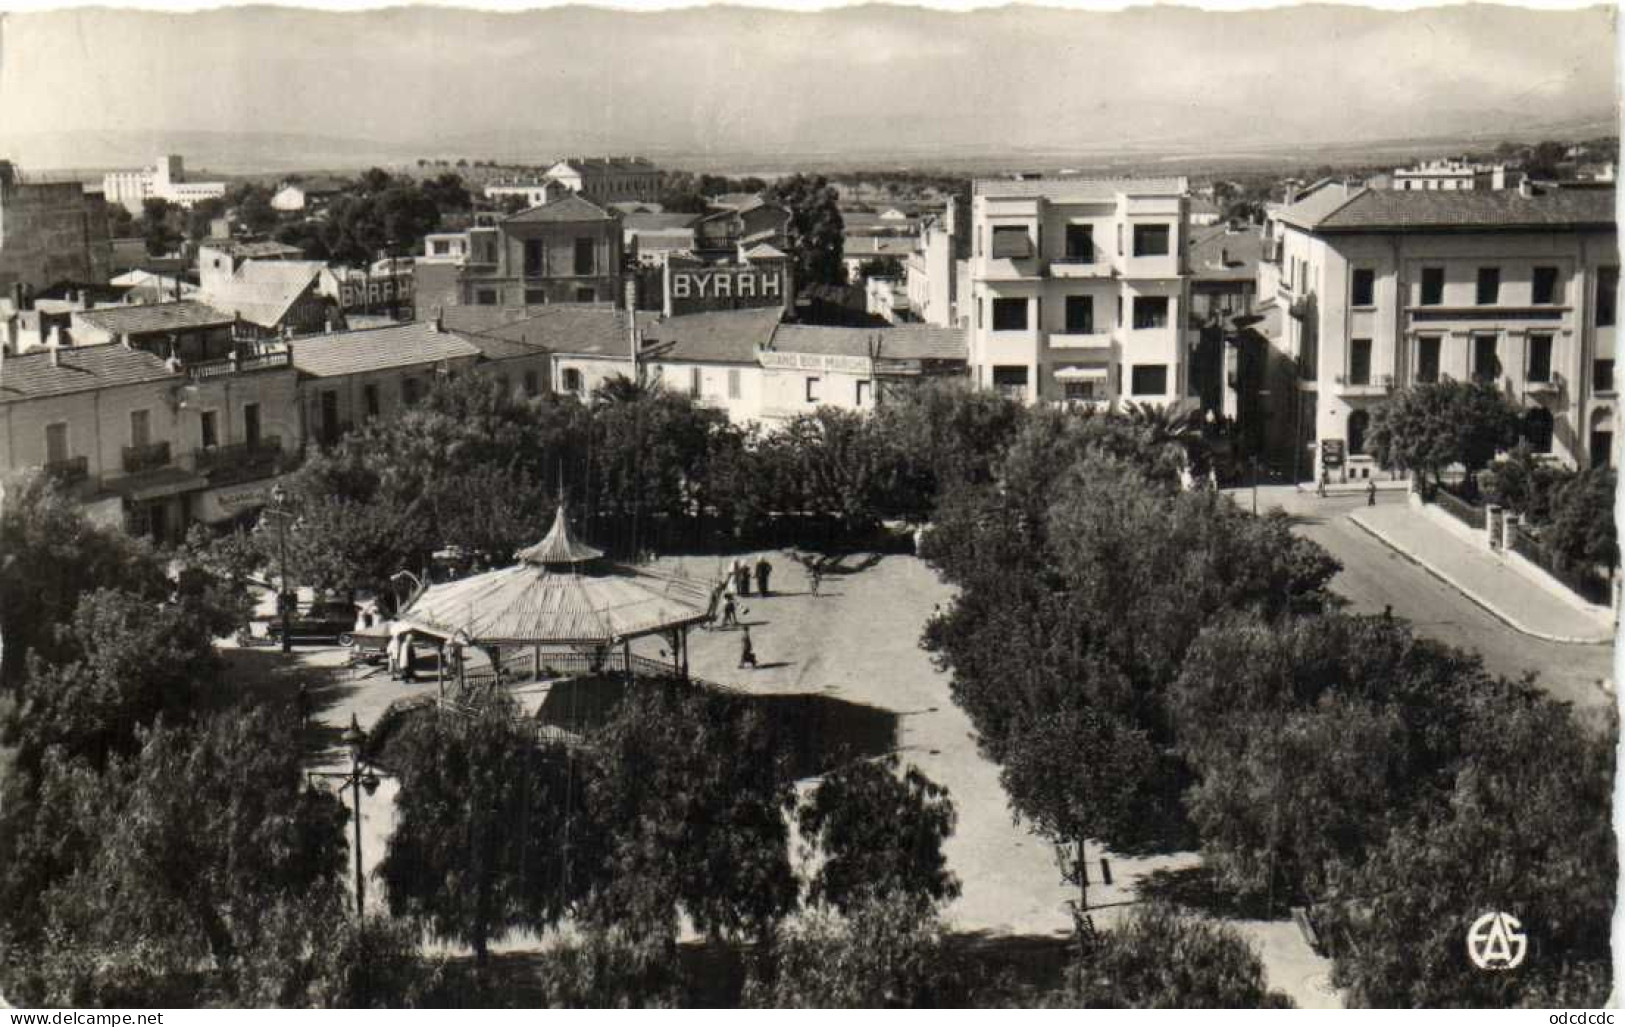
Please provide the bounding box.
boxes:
[394,508,713,646]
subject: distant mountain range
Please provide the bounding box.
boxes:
[0,4,1615,174]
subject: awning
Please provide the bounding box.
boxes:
[1053,366,1109,382]
[97,467,211,503]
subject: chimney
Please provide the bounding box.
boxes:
[119,331,132,349]
[623,276,637,312]
[1518,178,1536,199]
[433,306,444,332]
[1220,247,1230,267]
[21,283,34,312]
[9,282,22,313]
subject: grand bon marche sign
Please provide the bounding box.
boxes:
[757,350,873,375]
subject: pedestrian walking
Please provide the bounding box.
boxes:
[722,593,739,628]
[1317,469,1328,498]
[295,681,312,730]
[735,559,751,597]
[1366,479,1377,507]
[755,556,772,596]
[810,562,823,596]
[401,632,418,683]
[738,626,758,669]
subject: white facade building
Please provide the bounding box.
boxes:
[966,177,1191,408]
[101,156,226,214]
[1262,181,1618,480]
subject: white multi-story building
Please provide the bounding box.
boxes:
[1391,158,1524,193]
[966,177,1190,408]
[101,156,227,214]
[1261,181,1618,480]
[904,198,966,328]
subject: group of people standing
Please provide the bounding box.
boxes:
[717,556,774,668]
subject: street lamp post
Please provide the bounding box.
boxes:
[309,713,385,917]
[269,484,293,654]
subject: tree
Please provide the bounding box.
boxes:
[1365,380,1522,487]
[0,470,165,691]
[0,708,349,1006]
[1524,140,1569,180]
[745,892,980,1008]
[578,682,797,955]
[1476,441,1573,523]
[185,197,227,242]
[797,756,959,914]
[1545,466,1617,569]
[1172,612,1491,906]
[998,702,1171,926]
[1323,687,1613,1006]
[765,173,846,287]
[420,172,471,214]
[380,691,580,967]
[138,197,182,256]
[231,184,278,235]
[1042,904,1293,1008]
[855,256,904,280]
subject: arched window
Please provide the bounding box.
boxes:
[1523,407,1554,454]
[1347,408,1371,456]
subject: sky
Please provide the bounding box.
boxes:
[0,3,1616,168]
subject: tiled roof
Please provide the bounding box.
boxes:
[75,300,233,336]
[1188,224,1266,282]
[396,555,712,646]
[641,307,784,365]
[768,323,967,362]
[449,304,655,358]
[505,193,617,224]
[198,260,324,329]
[623,212,701,232]
[1274,186,1617,233]
[291,322,482,378]
[0,342,180,405]
[974,176,1189,200]
[197,239,305,259]
[844,236,916,258]
[436,309,555,362]
[1188,196,1223,216]
[556,157,659,175]
[708,192,762,211]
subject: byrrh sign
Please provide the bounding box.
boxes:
[664,262,789,315]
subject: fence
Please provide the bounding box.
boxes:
[1506,523,1613,606]
[1430,485,1487,531]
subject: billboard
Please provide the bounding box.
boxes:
[664,262,791,316]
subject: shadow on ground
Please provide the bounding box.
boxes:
[415,928,1074,1008]
[531,676,899,781]
[1135,864,1282,921]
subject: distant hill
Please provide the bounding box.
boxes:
[1,4,1614,171]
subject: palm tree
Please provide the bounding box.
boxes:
[1121,401,1211,480]
[590,372,659,407]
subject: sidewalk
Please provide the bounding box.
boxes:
[1348,504,1616,645]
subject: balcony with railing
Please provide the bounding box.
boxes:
[185,343,293,381]
[121,441,172,474]
[44,455,89,485]
[194,437,289,487]
[1334,372,1394,396]
[1048,330,1113,353]
[1049,253,1110,279]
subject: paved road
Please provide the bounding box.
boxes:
[1249,486,1614,718]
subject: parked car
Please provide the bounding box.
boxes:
[267,600,357,646]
